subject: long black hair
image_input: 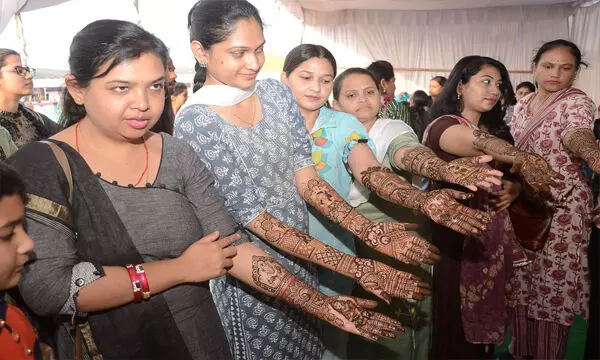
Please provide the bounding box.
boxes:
[283,44,337,77]
[60,19,173,133]
[188,0,263,92]
[429,55,515,141]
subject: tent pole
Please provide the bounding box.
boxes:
[14,12,28,66]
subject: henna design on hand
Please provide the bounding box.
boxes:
[564,128,600,173]
[360,166,490,235]
[471,129,562,194]
[439,157,500,190]
[249,213,430,302]
[278,272,405,341]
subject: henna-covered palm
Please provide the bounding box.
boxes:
[350,258,430,304]
[440,156,503,191]
[511,153,563,195]
[418,189,490,234]
[318,296,405,342]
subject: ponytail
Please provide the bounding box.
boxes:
[193,61,207,92]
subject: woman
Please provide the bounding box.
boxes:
[366,60,410,121]
[509,39,598,359]
[281,44,502,359]
[428,76,446,104]
[0,163,40,359]
[422,55,563,359]
[503,81,536,124]
[407,90,430,142]
[0,49,60,155]
[170,82,188,114]
[8,20,402,360]
[173,2,460,359]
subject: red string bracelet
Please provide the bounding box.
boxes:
[279,276,297,299]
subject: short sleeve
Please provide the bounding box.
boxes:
[174,105,267,226]
[423,116,462,162]
[560,94,597,138]
[387,132,421,172]
[333,113,376,174]
[270,79,314,172]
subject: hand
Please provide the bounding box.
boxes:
[319,296,405,342]
[351,258,431,304]
[440,155,503,191]
[360,222,440,265]
[177,231,239,283]
[490,180,522,212]
[511,153,563,195]
[419,189,490,234]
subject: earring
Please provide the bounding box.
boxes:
[198,61,208,68]
[457,93,462,101]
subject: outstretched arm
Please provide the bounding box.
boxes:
[438,125,562,194]
[247,212,430,303]
[563,128,600,173]
[227,242,404,341]
[343,144,491,235]
[295,165,439,265]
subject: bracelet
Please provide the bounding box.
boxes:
[135,264,151,300]
[125,264,143,303]
[279,276,297,299]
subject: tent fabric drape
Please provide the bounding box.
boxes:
[571,2,600,104]
[300,4,574,96]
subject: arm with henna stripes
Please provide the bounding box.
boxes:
[563,128,600,173]
[437,124,562,195]
[295,167,440,265]
[247,212,431,303]
[226,242,405,341]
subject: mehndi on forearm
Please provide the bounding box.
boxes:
[397,146,447,181]
[563,128,600,173]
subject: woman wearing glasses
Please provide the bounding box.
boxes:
[0,48,60,160]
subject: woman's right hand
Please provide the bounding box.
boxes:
[176,231,239,283]
[511,153,563,195]
[319,295,405,342]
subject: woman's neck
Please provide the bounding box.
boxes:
[0,95,20,113]
[300,107,320,132]
[361,117,377,132]
[78,118,144,157]
[460,108,482,126]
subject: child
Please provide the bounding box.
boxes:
[0,162,38,359]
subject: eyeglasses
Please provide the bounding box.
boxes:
[1,66,35,77]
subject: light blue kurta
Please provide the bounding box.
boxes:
[307,106,375,296]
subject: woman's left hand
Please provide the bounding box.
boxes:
[419,189,491,234]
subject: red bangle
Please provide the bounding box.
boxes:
[135,264,151,300]
[125,264,143,303]
[279,276,297,299]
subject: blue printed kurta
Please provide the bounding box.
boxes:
[175,79,323,360]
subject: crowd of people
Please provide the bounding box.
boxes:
[0,1,598,359]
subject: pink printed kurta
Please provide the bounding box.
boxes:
[509,88,597,326]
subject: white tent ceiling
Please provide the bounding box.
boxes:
[294,0,577,11]
[0,0,71,33]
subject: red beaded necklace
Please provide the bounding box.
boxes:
[75,121,149,187]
